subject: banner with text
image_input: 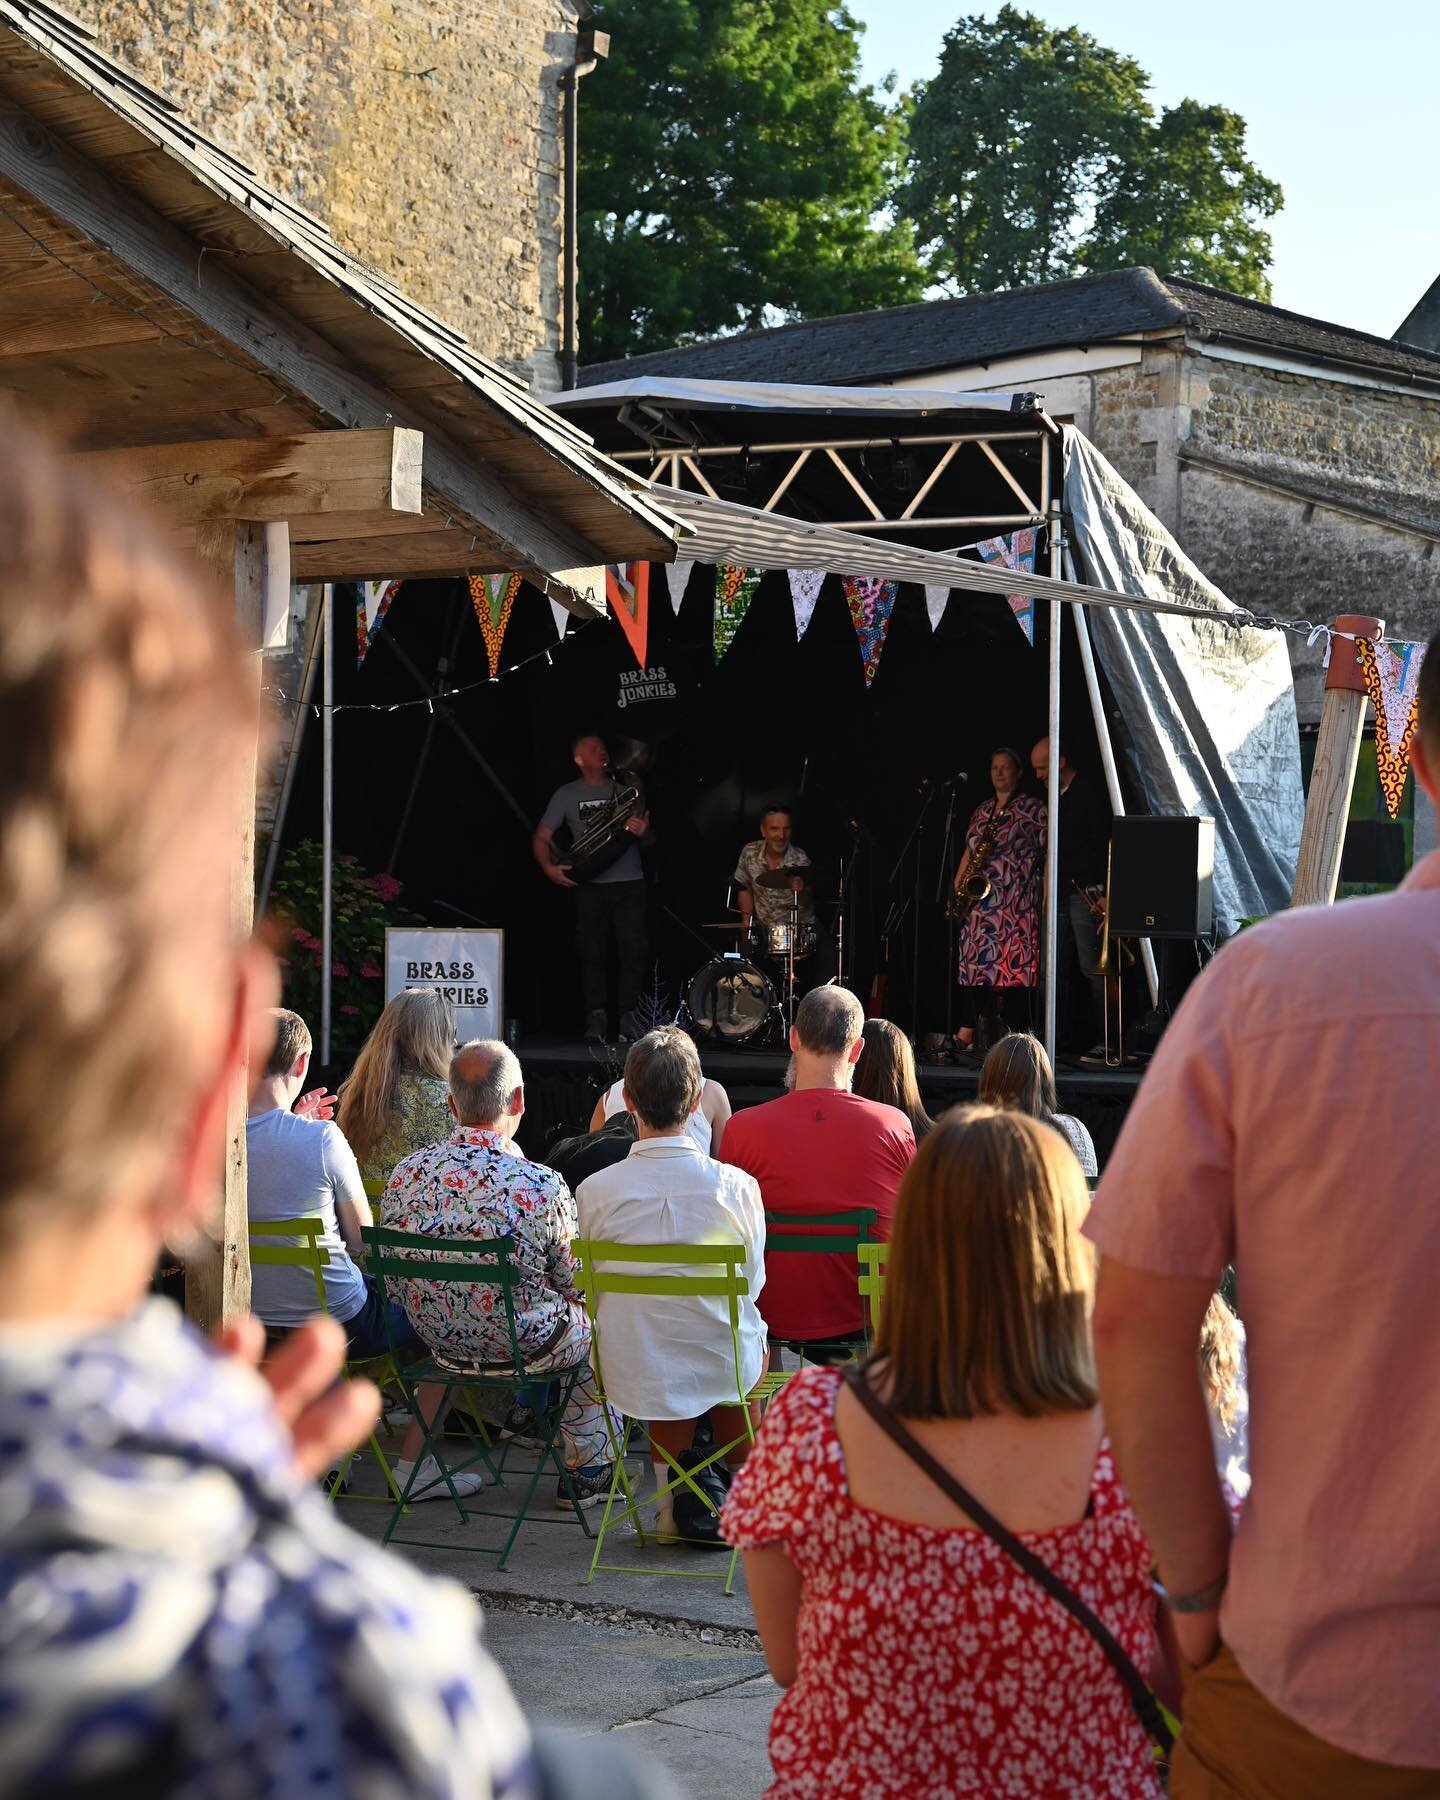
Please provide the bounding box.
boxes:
[385,927,504,1044]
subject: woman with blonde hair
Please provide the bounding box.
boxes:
[724,1106,1167,1798]
[979,1028,1099,1177]
[852,1017,933,1142]
[336,986,456,1191]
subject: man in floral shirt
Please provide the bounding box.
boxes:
[382,1041,618,1505]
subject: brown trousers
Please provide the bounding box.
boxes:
[1174,1644,1438,1799]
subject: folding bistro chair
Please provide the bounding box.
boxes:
[245,1217,404,1505]
[573,1239,766,1598]
[856,1240,889,1341]
[763,1206,878,1368]
[362,1224,596,1569]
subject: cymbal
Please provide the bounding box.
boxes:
[701,921,750,931]
[755,867,806,889]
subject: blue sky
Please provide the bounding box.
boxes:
[847,0,1433,340]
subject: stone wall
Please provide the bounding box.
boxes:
[80,0,579,390]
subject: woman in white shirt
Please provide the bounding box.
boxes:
[589,1069,731,1158]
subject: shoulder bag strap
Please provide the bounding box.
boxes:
[844,1369,1173,1756]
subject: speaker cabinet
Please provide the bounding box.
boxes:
[1109,816,1215,939]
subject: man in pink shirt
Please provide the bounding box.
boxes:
[722,986,914,1348]
[1088,627,1440,1797]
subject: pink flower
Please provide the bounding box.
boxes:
[368,873,403,901]
[298,933,322,951]
[360,963,382,980]
[331,961,350,978]
[291,925,309,943]
[339,1004,360,1016]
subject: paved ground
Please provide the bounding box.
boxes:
[340,1433,779,1797]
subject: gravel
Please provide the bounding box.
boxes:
[471,1587,761,1650]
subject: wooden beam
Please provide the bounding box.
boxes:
[1291,614,1383,908]
[0,110,622,581]
[185,519,262,1333]
[71,426,423,527]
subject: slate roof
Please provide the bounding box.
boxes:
[580,267,1440,391]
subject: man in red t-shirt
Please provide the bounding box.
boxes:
[721,986,915,1346]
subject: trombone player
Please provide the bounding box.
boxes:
[950,747,1046,1054]
[1029,736,1113,1059]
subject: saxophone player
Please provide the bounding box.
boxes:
[533,733,652,1042]
[951,747,1046,1054]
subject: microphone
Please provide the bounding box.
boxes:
[938,769,970,785]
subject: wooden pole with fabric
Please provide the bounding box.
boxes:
[1290,614,1383,909]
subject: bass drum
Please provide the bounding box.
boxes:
[684,955,775,1045]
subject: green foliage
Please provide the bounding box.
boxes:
[579,0,925,363]
[899,6,1281,299]
[266,842,414,1048]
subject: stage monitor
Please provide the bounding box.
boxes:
[1109,816,1215,940]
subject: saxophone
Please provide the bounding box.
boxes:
[947,802,1007,923]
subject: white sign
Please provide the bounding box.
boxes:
[385,928,504,1044]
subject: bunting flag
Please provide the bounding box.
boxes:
[355,579,400,668]
[714,563,762,662]
[787,568,825,639]
[977,527,1039,645]
[923,584,951,633]
[468,571,521,678]
[842,576,900,687]
[1357,636,1427,817]
[664,559,695,615]
[605,562,650,668]
[549,595,571,643]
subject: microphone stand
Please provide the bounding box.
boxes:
[889,782,941,1035]
[834,821,861,990]
[934,778,963,1055]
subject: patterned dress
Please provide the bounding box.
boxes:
[0,1301,533,1798]
[722,1368,1162,1800]
[355,1067,454,1193]
[955,794,1046,988]
[382,1127,618,1469]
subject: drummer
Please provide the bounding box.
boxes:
[733,806,817,946]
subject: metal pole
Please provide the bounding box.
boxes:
[1064,552,1161,1010]
[1043,500,1062,1064]
[320,581,334,1066]
[560,72,578,392]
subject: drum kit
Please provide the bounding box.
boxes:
[683,867,823,1046]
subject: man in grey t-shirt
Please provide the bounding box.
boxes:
[532,733,652,1041]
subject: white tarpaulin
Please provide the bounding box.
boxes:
[546,376,1028,417]
[1063,428,1302,932]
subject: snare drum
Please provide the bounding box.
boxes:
[750,921,819,960]
[684,954,775,1044]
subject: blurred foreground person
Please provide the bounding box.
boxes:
[724,1107,1167,1797]
[1089,629,1440,1796]
[0,423,670,1799]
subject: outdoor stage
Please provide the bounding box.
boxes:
[515,1034,1142,1171]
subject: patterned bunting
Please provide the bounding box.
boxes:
[468,571,521,678]
[664,560,695,615]
[355,579,400,668]
[923,585,950,633]
[977,527,1039,645]
[714,564,762,662]
[1357,637,1428,817]
[787,568,825,640]
[549,596,571,643]
[605,563,650,668]
[842,576,899,687]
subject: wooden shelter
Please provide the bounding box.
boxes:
[0,0,683,1327]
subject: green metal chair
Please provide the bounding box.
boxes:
[764,1206,878,1366]
[246,1217,405,1506]
[573,1239,765,1598]
[362,1224,596,1569]
[856,1240,889,1339]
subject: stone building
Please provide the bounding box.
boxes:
[83,0,591,390]
[580,266,1440,732]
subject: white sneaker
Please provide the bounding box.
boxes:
[393,1454,484,1501]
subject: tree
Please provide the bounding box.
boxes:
[578,0,924,364]
[900,7,1282,300]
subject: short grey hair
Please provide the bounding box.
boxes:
[624,1029,702,1132]
[794,985,864,1057]
[449,1038,522,1126]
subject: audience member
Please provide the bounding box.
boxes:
[591,1067,731,1156]
[979,1029,1098,1177]
[852,1017,934,1141]
[545,1109,638,1191]
[723,1106,1164,1796]
[722,987,914,1351]
[337,986,456,1191]
[576,1030,767,1541]
[382,1041,620,1508]
[0,425,535,1795]
[1088,624,1440,1796]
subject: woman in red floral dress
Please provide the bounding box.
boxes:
[723,1107,1167,1799]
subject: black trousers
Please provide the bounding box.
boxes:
[573,879,648,1020]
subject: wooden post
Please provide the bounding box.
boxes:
[186,519,265,1331]
[1290,614,1382,908]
